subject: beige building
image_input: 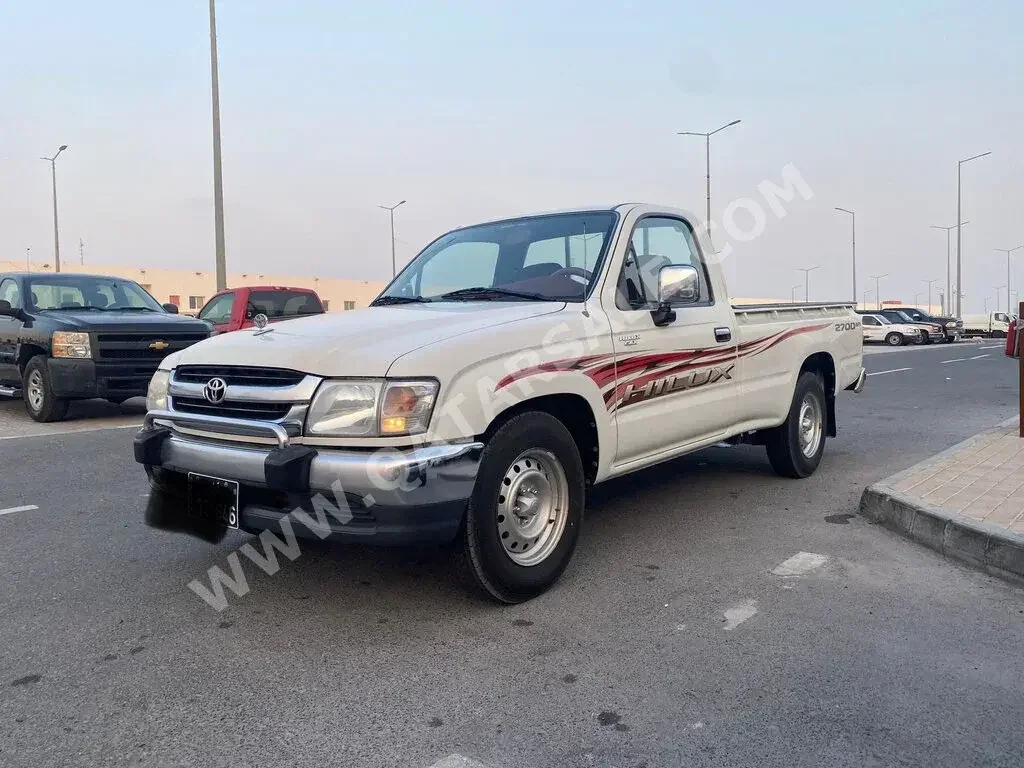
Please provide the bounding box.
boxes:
[0,259,387,313]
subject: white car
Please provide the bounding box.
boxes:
[861,313,924,346]
[135,204,865,602]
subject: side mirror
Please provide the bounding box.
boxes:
[0,300,24,320]
[162,303,179,314]
[658,265,701,305]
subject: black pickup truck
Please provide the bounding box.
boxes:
[0,272,211,422]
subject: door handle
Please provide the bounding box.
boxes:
[714,327,732,342]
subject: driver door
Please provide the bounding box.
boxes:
[0,278,25,385]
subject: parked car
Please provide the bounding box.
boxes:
[860,312,925,346]
[134,204,865,602]
[861,308,946,344]
[0,272,211,422]
[879,306,961,342]
[962,311,1015,338]
[196,286,324,334]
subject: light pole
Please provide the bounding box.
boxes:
[834,207,856,302]
[994,246,1024,314]
[209,0,227,291]
[862,288,872,310]
[994,286,1005,314]
[914,292,923,307]
[956,152,991,318]
[930,221,968,317]
[870,273,888,310]
[25,247,31,273]
[378,200,406,277]
[677,120,741,232]
[40,144,68,273]
[797,265,819,302]
[922,278,940,314]
[790,284,801,302]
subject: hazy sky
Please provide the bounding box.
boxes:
[3,0,1023,311]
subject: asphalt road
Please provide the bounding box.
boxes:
[2,342,1022,768]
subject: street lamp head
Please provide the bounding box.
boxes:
[58,144,67,151]
[959,151,991,165]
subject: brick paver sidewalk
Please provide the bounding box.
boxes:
[861,419,1024,582]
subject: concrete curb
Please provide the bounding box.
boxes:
[859,418,1024,584]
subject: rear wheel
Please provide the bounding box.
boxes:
[885,332,904,346]
[23,356,69,423]
[455,411,585,603]
[766,371,827,479]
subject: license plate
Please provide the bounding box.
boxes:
[187,473,240,530]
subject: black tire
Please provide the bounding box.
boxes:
[944,335,955,343]
[885,332,904,346]
[22,356,69,423]
[454,411,585,604]
[765,371,827,479]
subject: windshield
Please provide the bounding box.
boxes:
[893,311,916,323]
[376,211,618,304]
[25,275,164,312]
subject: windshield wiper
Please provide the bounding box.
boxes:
[436,287,549,302]
[372,295,432,306]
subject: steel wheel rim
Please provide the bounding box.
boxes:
[26,370,44,411]
[798,394,823,458]
[496,448,569,567]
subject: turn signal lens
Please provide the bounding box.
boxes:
[380,381,437,435]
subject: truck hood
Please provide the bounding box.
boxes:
[163,302,565,377]
[33,309,211,333]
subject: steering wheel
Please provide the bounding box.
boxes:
[552,266,593,281]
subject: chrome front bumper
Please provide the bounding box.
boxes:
[137,410,483,509]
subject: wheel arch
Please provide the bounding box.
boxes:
[17,344,47,373]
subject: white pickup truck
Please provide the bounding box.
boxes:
[135,204,865,602]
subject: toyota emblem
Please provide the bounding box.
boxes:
[203,377,228,404]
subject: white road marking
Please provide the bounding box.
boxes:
[771,551,827,577]
[940,357,971,364]
[0,505,39,516]
[968,354,990,360]
[866,367,912,377]
[722,599,758,631]
[429,755,493,768]
[0,422,141,441]
[980,344,1004,349]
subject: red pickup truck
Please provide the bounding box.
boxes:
[196,286,324,334]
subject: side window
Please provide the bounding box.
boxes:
[995,313,1008,323]
[417,242,499,297]
[199,293,235,324]
[862,316,878,326]
[616,217,709,310]
[0,279,21,309]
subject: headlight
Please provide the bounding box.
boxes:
[306,381,382,436]
[306,379,438,437]
[52,331,91,358]
[147,369,170,411]
[946,321,957,328]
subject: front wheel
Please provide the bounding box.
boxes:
[765,371,827,479]
[455,411,585,603]
[23,356,69,423]
[885,332,904,346]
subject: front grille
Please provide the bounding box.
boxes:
[171,396,292,421]
[96,332,208,364]
[174,366,305,388]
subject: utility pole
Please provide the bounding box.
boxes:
[923,277,940,314]
[78,238,85,266]
[870,273,888,311]
[378,200,406,277]
[677,120,741,237]
[209,0,227,291]
[834,207,856,302]
[797,265,819,302]
[25,247,31,273]
[40,145,68,273]
[994,246,1024,314]
[956,152,991,318]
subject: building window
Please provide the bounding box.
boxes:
[168,295,181,307]
[188,296,206,310]
[344,301,356,311]
[321,300,330,311]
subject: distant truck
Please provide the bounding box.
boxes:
[0,272,210,421]
[196,286,324,334]
[961,311,1015,338]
